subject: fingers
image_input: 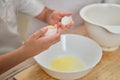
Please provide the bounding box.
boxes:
[53,15,63,24]
[57,26,62,34]
[49,11,72,25]
[53,12,72,24]
[60,12,72,17]
[41,28,61,42]
[51,27,61,44]
[49,16,62,25]
[66,21,74,29]
[57,22,73,32]
[54,16,62,24]
[39,27,61,45]
[30,27,48,39]
[60,24,68,31]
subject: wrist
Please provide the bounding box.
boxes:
[45,7,54,24]
[36,7,54,23]
[20,44,43,58]
[19,45,34,58]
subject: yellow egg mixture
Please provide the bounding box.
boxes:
[49,56,86,72]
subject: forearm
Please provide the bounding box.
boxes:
[0,46,33,74]
[36,7,54,23]
[0,25,60,74]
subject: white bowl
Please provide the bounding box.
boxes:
[34,34,102,80]
[80,3,120,51]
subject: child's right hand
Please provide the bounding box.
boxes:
[22,27,61,57]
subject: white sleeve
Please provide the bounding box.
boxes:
[16,0,45,17]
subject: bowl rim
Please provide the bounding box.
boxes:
[80,3,120,28]
[34,34,103,73]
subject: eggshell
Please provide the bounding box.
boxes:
[61,16,73,25]
[45,25,57,36]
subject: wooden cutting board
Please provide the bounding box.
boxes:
[14,48,120,80]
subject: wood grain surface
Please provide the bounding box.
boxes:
[14,47,120,80]
[14,26,120,80]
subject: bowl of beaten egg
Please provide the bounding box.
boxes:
[34,34,102,80]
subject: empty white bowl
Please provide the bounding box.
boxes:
[80,3,120,51]
[34,34,102,80]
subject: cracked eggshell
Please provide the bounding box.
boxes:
[45,25,57,36]
[61,16,73,25]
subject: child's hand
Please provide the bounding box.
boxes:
[22,27,61,57]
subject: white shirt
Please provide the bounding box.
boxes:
[26,0,104,37]
[26,0,120,37]
[0,0,45,54]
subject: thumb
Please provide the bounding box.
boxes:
[31,27,48,39]
[61,13,72,17]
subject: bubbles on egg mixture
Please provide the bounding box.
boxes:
[49,56,86,72]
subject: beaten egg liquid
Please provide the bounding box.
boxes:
[49,56,86,72]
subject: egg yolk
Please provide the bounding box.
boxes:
[49,56,86,72]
